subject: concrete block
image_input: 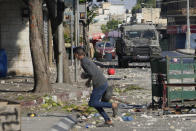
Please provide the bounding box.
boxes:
[0,104,21,131]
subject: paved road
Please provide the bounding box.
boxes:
[22,117,62,131]
[21,114,77,131]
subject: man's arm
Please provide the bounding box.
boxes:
[81,58,94,87]
[81,72,89,79]
[82,60,95,78]
[85,78,92,87]
[81,72,92,87]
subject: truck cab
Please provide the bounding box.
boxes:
[116,24,161,67]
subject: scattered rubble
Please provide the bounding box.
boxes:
[1,60,196,130]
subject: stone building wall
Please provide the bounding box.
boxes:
[0,0,33,76]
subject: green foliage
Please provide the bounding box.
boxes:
[17,95,24,100]
[63,103,97,115]
[107,19,120,30]
[79,0,86,3]
[101,24,109,34]
[132,0,156,13]
[78,0,98,25]
[87,5,99,25]
[114,85,143,94]
[79,0,92,3]
[41,96,62,110]
[87,10,97,25]
[64,33,71,43]
[101,19,122,33]
[132,4,142,14]
[146,0,156,7]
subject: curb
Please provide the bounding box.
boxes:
[20,90,90,107]
[176,49,195,55]
[50,115,77,131]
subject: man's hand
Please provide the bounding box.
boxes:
[85,79,91,87]
[81,72,89,79]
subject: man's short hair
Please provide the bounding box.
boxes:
[73,46,85,56]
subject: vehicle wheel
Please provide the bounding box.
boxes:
[118,56,123,68]
[118,59,122,68]
[122,60,128,68]
[118,56,128,68]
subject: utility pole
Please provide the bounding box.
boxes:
[74,0,79,82]
[57,22,64,83]
[77,0,80,47]
[186,0,191,49]
[151,6,152,22]
[70,11,74,66]
[48,20,53,66]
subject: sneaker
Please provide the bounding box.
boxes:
[97,122,114,127]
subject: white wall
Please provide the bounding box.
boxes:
[89,14,109,35]
[90,3,127,35]
[0,0,33,75]
[136,13,143,23]
[109,5,126,15]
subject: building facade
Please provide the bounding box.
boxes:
[89,1,136,35]
[0,0,33,75]
[0,0,51,76]
[133,8,167,25]
[160,0,196,50]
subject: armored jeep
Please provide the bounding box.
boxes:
[116,24,161,68]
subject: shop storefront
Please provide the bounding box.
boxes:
[167,25,196,49]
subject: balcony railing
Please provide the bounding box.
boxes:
[166,8,196,16]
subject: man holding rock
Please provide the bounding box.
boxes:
[74,47,118,127]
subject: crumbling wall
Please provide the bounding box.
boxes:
[0,103,21,131]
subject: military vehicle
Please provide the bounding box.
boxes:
[116,24,161,68]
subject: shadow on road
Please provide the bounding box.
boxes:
[0,98,20,104]
[94,60,150,69]
[0,90,30,93]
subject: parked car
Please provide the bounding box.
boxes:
[95,42,116,60]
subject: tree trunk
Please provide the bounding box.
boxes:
[82,21,90,56]
[85,24,90,56]
[48,20,53,66]
[29,0,51,93]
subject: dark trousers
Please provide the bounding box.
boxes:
[88,82,112,121]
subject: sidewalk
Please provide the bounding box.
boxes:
[176,49,195,55]
[21,83,91,107]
